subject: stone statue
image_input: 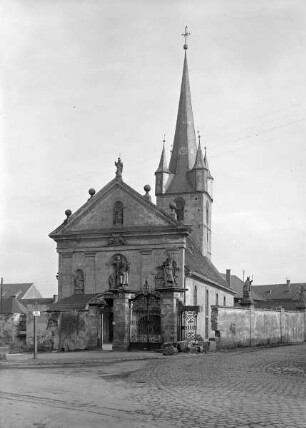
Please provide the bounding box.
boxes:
[155,254,179,288]
[243,276,253,299]
[109,254,130,289]
[298,285,306,303]
[115,157,123,178]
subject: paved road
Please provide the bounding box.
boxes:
[0,344,305,427]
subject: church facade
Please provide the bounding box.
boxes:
[49,35,235,351]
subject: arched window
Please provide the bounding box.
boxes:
[174,197,185,221]
[108,254,130,289]
[223,296,226,306]
[113,201,123,225]
[74,269,84,295]
[216,293,219,306]
[193,285,197,306]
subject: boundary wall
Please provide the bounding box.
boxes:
[211,305,306,348]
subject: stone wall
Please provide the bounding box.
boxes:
[211,305,306,348]
[185,277,234,340]
[0,314,26,347]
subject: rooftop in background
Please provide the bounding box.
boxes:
[0,295,27,314]
[0,283,42,300]
[253,281,305,301]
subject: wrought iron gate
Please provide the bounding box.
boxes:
[181,305,199,342]
[129,291,161,350]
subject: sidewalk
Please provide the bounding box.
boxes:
[0,346,165,369]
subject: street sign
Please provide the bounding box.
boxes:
[33,311,40,317]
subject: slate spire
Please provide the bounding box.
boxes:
[156,139,169,173]
[166,45,197,192]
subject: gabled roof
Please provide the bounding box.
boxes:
[185,238,234,292]
[1,283,42,300]
[253,283,306,301]
[50,177,188,238]
[47,294,101,312]
[0,296,28,314]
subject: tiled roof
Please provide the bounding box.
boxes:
[47,294,98,312]
[22,298,54,307]
[252,283,305,301]
[185,239,231,290]
[1,283,42,299]
[0,296,28,314]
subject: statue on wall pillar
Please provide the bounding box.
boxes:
[155,253,179,288]
[243,276,252,300]
[108,254,130,290]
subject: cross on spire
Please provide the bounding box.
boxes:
[182,25,190,50]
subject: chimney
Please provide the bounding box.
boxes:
[226,269,231,288]
[53,294,58,303]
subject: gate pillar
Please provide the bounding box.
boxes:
[112,290,135,351]
[159,289,184,344]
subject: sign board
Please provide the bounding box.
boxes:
[33,311,40,317]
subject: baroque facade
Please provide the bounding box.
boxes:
[49,35,235,351]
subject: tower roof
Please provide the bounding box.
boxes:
[166,51,197,192]
[192,139,205,169]
[155,141,169,173]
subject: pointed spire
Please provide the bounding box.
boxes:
[192,133,205,169]
[156,136,169,173]
[166,29,197,193]
[203,145,210,171]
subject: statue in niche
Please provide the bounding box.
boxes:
[113,201,123,225]
[108,254,130,289]
[243,276,253,300]
[115,157,123,178]
[155,253,179,288]
[74,269,84,294]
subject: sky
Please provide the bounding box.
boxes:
[0,0,305,297]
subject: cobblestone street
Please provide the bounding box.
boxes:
[0,344,305,428]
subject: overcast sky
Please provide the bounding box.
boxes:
[1,0,305,296]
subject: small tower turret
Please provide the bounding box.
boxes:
[155,138,171,195]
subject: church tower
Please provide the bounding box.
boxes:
[155,28,213,258]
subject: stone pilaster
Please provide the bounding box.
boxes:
[85,252,96,293]
[112,291,134,351]
[159,289,184,344]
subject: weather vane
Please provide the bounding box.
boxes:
[182,25,190,50]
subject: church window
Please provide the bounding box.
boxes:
[223,296,226,306]
[206,201,209,224]
[216,293,219,306]
[74,269,84,295]
[108,254,130,289]
[113,201,123,225]
[174,197,185,221]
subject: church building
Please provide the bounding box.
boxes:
[49,30,235,351]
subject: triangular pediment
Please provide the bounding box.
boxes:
[50,178,184,238]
